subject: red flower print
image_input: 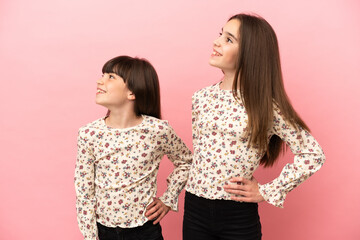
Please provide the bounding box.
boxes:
[121,160,127,164]
[82,149,86,154]
[229,124,233,128]
[216,170,221,174]
[142,153,147,157]
[134,197,138,202]
[90,131,95,136]
[108,201,112,206]
[304,160,310,164]
[118,200,123,205]
[140,135,145,140]
[115,172,119,177]
[85,129,89,133]
[216,149,221,153]
[217,187,222,191]
[105,143,109,148]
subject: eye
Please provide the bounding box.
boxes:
[109,75,115,79]
[226,37,233,43]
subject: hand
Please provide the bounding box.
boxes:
[223,177,265,203]
[145,198,170,224]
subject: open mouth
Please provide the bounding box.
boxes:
[97,88,106,94]
[212,49,222,56]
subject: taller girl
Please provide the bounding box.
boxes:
[183,13,325,240]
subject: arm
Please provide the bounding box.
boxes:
[258,106,325,207]
[146,121,193,223]
[158,123,193,211]
[74,129,98,239]
[224,105,325,208]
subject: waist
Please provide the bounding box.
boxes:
[97,220,157,232]
[185,191,258,209]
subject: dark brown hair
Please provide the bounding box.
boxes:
[102,55,161,119]
[229,13,309,167]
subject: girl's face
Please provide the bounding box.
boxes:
[209,19,240,74]
[95,73,134,109]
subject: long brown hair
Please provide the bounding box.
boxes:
[102,55,161,119]
[229,13,309,167]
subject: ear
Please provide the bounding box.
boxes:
[127,90,136,100]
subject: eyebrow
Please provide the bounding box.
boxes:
[221,28,238,41]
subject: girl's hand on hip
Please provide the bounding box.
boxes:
[223,177,265,203]
[145,198,170,224]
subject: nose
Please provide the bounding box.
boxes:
[97,76,104,84]
[213,36,221,47]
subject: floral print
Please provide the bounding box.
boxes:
[75,115,192,239]
[185,82,325,208]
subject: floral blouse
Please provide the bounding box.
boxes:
[185,82,325,208]
[75,115,192,239]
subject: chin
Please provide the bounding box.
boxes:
[209,59,218,67]
[95,99,105,107]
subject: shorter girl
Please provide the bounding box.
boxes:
[75,56,192,240]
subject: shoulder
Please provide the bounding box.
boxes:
[192,83,219,99]
[142,115,171,131]
[78,118,105,136]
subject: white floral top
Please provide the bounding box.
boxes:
[185,82,325,208]
[75,115,192,239]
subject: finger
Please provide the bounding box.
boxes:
[223,184,247,191]
[229,177,243,183]
[153,212,164,224]
[147,208,161,220]
[153,208,168,224]
[230,195,252,202]
[146,201,157,210]
[223,188,249,196]
[145,204,160,217]
[153,214,164,225]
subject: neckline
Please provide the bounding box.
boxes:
[101,115,146,131]
[217,81,233,92]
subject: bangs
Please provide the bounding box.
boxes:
[101,56,132,81]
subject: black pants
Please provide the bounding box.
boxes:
[97,220,164,240]
[183,192,262,240]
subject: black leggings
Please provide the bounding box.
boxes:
[183,192,262,240]
[97,220,163,240]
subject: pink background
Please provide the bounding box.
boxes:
[0,0,359,239]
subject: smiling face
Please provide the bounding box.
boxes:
[95,72,135,110]
[209,19,240,74]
